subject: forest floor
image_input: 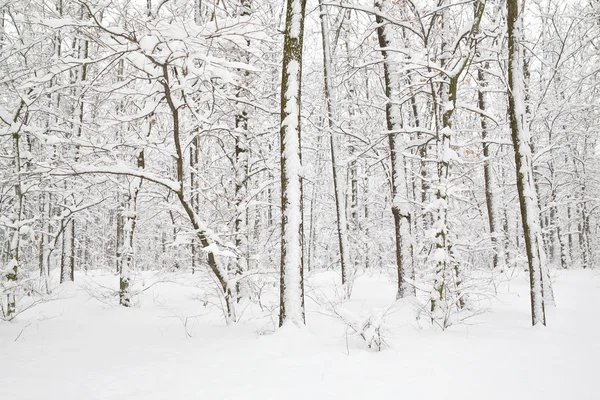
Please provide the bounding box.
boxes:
[1,267,598,399]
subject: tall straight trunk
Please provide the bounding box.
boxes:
[234,110,249,292]
[116,199,124,273]
[375,0,413,299]
[233,0,252,297]
[267,144,274,227]
[190,135,200,273]
[60,8,89,284]
[81,222,89,271]
[73,10,89,279]
[576,146,592,269]
[363,163,371,269]
[478,66,505,269]
[120,126,149,306]
[5,101,26,318]
[554,201,568,269]
[194,0,202,25]
[0,7,4,51]
[342,20,359,269]
[319,0,351,297]
[69,220,75,281]
[430,2,484,319]
[502,185,511,264]
[38,194,46,277]
[431,79,460,314]
[307,124,324,272]
[401,27,428,232]
[60,218,74,283]
[279,0,307,327]
[120,170,143,306]
[553,86,570,270]
[115,59,125,274]
[38,193,50,294]
[119,0,155,305]
[506,0,546,326]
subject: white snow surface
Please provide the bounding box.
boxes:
[1,269,598,399]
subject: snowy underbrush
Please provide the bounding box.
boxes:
[2,265,510,342]
[304,267,510,351]
[413,268,502,330]
[1,269,599,399]
[0,271,59,321]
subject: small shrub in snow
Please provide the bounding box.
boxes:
[334,306,391,351]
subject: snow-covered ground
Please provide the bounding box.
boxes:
[1,268,598,399]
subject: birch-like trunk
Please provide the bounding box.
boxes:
[38,192,50,294]
[190,135,200,274]
[5,102,26,318]
[120,144,146,307]
[429,2,484,321]
[233,0,252,299]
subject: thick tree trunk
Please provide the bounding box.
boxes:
[279,0,307,327]
[375,0,413,299]
[429,2,484,320]
[506,0,547,326]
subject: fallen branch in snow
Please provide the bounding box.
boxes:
[13,313,59,341]
[160,311,211,338]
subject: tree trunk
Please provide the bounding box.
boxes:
[478,66,505,270]
[279,0,307,327]
[319,0,351,298]
[506,0,547,326]
[5,101,26,318]
[233,0,252,299]
[190,135,200,274]
[375,0,413,299]
[120,145,146,307]
[160,63,237,322]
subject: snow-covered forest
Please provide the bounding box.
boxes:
[1,0,599,398]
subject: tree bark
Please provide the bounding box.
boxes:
[506,0,547,326]
[5,101,26,318]
[319,0,351,297]
[375,0,414,299]
[279,0,307,327]
[478,65,505,270]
